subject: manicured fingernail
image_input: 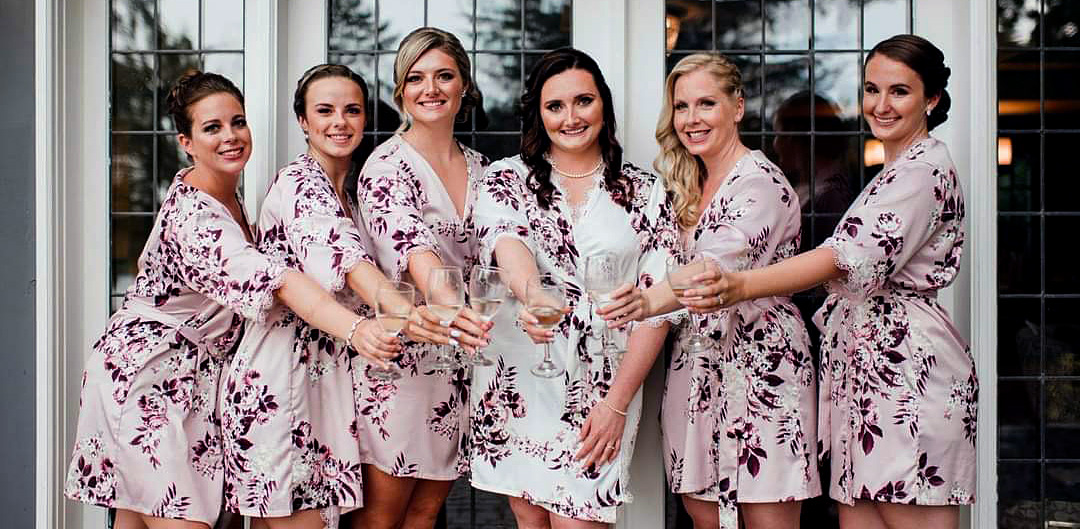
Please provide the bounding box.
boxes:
[449,338,459,347]
[441,320,451,327]
[450,329,462,338]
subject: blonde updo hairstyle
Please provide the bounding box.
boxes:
[392,27,484,133]
[655,53,744,230]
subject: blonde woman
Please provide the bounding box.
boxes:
[353,27,490,529]
[637,53,820,528]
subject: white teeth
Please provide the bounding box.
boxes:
[686,130,709,140]
[562,127,586,134]
[420,101,445,107]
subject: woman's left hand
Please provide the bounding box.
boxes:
[595,283,646,328]
[680,267,745,313]
[574,399,627,470]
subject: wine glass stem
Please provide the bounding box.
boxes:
[543,342,552,363]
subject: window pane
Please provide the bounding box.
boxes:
[477,0,523,50]
[1044,50,1080,130]
[999,380,1042,459]
[734,54,764,130]
[112,0,155,50]
[158,134,188,199]
[1047,380,1080,458]
[111,134,155,213]
[998,297,1041,377]
[329,0,378,51]
[202,0,244,50]
[812,135,859,214]
[1046,216,1080,293]
[666,0,711,51]
[524,0,570,49]
[998,461,1043,528]
[379,0,426,50]
[998,50,1041,131]
[429,0,476,49]
[1045,133,1080,213]
[863,0,907,49]
[1046,463,1080,527]
[203,53,244,91]
[764,55,810,132]
[475,134,519,161]
[111,215,155,296]
[158,0,199,50]
[814,0,859,50]
[998,0,1040,47]
[1044,0,1080,47]
[814,53,862,130]
[376,53,401,130]
[998,215,1041,295]
[476,53,522,132]
[112,53,156,132]
[715,0,762,50]
[765,0,810,50]
[998,133,1040,212]
[158,53,203,130]
[1046,298,1080,376]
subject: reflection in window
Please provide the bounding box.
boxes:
[997,1,1080,527]
[109,0,245,311]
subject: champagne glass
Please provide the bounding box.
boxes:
[583,252,622,357]
[371,281,413,381]
[526,274,567,378]
[422,266,465,372]
[667,255,716,356]
[468,265,506,367]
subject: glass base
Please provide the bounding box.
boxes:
[684,334,715,356]
[531,360,564,378]
[471,352,496,367]
[369,365,402,381]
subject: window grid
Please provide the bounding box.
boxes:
[109,0,246,312]
[997,0,1080,527]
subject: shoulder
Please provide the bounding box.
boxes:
[484,155,528,180]
[360,136,408,175]
[462,144,491,168]
[728,151,796,200]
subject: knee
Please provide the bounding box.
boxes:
[508,499,551,529]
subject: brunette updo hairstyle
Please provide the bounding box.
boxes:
[520,47,630,211]
[866,34,952,131]
[166,69,245,137]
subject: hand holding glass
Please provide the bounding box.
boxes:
[372,281,413,381]
[667,255,716,357]
[422,266,465,372]
[583,252,622,357]
[468,266,506,367]
[526,274,567,378]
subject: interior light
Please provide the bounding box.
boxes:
[864,139,884,166]
[998,137,1013,165]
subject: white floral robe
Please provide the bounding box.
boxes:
[355,134,489,479]
[220,154,373,517]
[815,137,977,505]
[663,151,820,528]
[64,169,287,526]
[469,156,679,523]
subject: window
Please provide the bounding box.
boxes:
[109,0,245,312]
[996,1,1080,527]
[663,1,911,526]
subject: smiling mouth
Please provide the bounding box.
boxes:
[219,146,245,159]
[684,129,710,142]
[327,133,353,143]
[873,115,900,125]
[561,126,587,136]
[419,100,447,108]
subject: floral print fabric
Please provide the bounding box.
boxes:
[469,156,679,523]
[355,134,489,480]
[663,151,820,528]
[815,137,976,506]
[64,169,287,525]
[220,153,374,517]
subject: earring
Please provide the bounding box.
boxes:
[461,88,467,98]
[926,108,932,116]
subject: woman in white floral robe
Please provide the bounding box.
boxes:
[695,36,976,529]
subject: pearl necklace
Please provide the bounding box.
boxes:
[545,154,604,179]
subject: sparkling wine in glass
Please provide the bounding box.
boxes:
[583,252,622,357]
[468,266,506,367]
[526,274,566,378]
[667,255,716,357]
[372,281,414,381]
[422,266,465,372]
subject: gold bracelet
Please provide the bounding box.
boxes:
[345,317,365,349]
[601,399,627,417]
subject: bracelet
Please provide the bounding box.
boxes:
[345,317,365,348]
[600,399,627,417]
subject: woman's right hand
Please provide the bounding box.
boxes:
[349,318,402,368]
[406,306,491,352]
[518,305,570,344]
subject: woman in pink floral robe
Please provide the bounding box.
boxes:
[695,36,976,529]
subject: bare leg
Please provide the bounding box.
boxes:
[257,509,328,529]
[399,479,455,529]
[549,512,609,529]
[681,495,720,529]
[875,502,959,529]
[352,465,418,529]
[250,518,270,529]
[113,510,148,529]
[508,497,553,529]
[740,501,802,529]
[839,500,888,529]
[120,510,211,529]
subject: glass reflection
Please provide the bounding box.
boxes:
[111,215,155,296]
[998,133,1039,212]
[112,53,156,132]
[815,53,861,130]
[863,0,907,48]
[1044,50,1080,130]
[111,134,155,213]
[203,0,244,50]
[525,0,570,49]
[1046,216,1080,293]
[378,0,425,50]
[998,215,1040,294]
[476,53,522,131]
[997,461,1042,528]
[765,0,810,50]
[475,134,520,161]
[111,0,155,50]
[814,0,859,50]
[1044,0,1080,47]
[158,0,199,50]
[377,53,400,129]
[1044,134,1079,213]
[998,297,1041,377]
[329,0,377,51]
[477,0,523,50]
[1046,381,1080,458]
[203,54,244,90]
[997,51,1041,131]
[158,135,189,204]
[665,1,711,51]
[1045,464,1080,526]
[158,54,202,130]
[763,55,810,131]
[429,0,476,48]
[715,0,763,50]
[998,0,1041,47]
[998,380,1041,459]
[1046,299,1080,376]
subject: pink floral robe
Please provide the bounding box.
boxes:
[220,153,373,517]
[815,137,977,505]
[64,169,287,526]
[469,157,680,523]
[663,151,820,528]
[355,134,489,480]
